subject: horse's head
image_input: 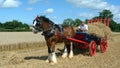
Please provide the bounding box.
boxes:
[32,15,54,34]
[32,16,45,33]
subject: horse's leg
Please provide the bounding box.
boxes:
[68,42,74,58]
[48,42,57,64]
[51,46,57,63]
[62,41,74,58]
[45,46,51,63]
[45,41,51,63]
[46,43,57,64]
[62,45,68,58]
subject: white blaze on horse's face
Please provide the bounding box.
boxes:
[33,20,37,27]
[32,20,38,34]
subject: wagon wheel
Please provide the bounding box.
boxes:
[100,39,107,53]
[89,41,96,57]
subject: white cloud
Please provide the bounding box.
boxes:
[67,0,120,23]
[0,0,21,8]
[67,0,108,10]
[26,7,33,11]
[44,8,54,14]
[28,0,41,4]
[79,13,95,19]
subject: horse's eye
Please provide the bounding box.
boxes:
[37,22,41,25]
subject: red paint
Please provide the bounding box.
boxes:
[89,41,96,56]
[100,39,107,53]
[87,18,110,26]
[66,37,89,45]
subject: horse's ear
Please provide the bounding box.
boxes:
[37,15,39,17]
[43,15,46,17]
[35,15,39,20]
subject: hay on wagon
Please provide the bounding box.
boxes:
[88,22,112,39]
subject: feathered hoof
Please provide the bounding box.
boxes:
[50,62,57,65]
[62,53,68,58]
[68,51,73,59]
[68,55,73,59]
[45,59,50,63]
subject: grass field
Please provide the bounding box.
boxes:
[0,32,45,45]
[0,32,46,51]
[0,32,120,68]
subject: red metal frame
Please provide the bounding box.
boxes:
[87,18,110,26]
[66,37,89,45]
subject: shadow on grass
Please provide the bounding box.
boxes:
[57,46,101,57]
[24,56,47,60]
[57,48,90,56]
[74,46,102,56]
[24,47,101,61]
[24,52,62,61]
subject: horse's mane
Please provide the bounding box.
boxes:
[40,16,54,25]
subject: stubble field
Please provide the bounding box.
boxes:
[0,32,120,68]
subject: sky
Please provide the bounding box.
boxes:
[0,0,120,25]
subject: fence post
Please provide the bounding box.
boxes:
[100,18,102,23]
[104,18,107,26]
[88,20,90,24]
[89,19,92,24]
[94,19,97,22]
[107,18,110,26]
[96,18,99,22]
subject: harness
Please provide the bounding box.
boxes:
[41,24,63,38]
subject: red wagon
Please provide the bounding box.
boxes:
[66,32,107,56]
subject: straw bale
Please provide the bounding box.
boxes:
[88,22,112,39]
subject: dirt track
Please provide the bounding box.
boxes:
[0,32,120,68]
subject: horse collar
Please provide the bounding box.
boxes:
[41,24,64,38]
[41,26,55,38]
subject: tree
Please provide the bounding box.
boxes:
[63,18,74,26]
[63,18,83,27]
[74,18,82,27]
[85,19,89,24]
[92,16,99,20]
[92,9,113,21]
[22,23,30,29]
[99,9,120,31]
[91,9,120,32]
[0,22,3,27]
[4,20,22,29]
[109,20,117,31]
[0,20,31,31]
[99,9,113,19]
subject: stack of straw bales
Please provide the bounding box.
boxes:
[88,22,112,39]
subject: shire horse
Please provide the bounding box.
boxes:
[32,16,75,64]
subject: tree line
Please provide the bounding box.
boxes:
[0,20,31,31]
[62,9,120,32]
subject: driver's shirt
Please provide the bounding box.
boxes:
[78,24,88,31]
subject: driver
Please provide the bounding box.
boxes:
[78,22,88,33]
